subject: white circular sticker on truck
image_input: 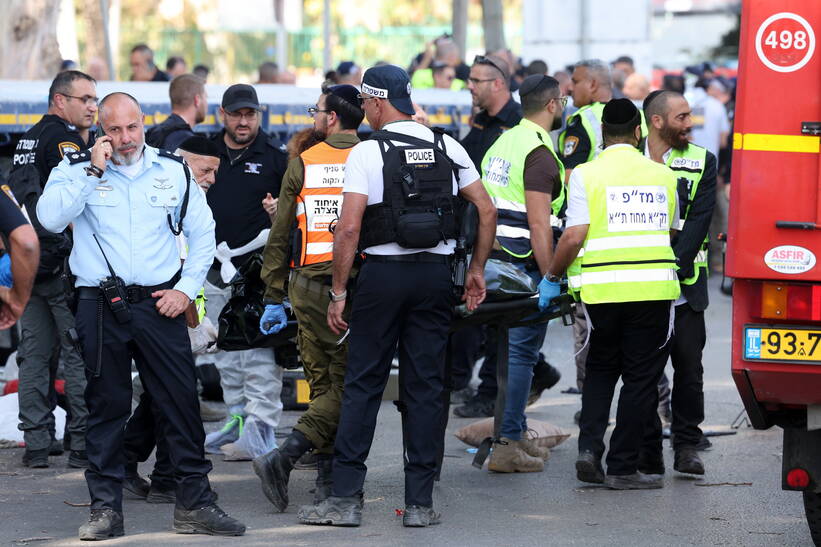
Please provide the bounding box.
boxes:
[755,13,816,73]
[764,245,816,274]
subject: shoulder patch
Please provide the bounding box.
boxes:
[157,149,184,163]
[67,150,91,165]
[57,141,81,158]
[563,136,579,157]
[1,184,21,207]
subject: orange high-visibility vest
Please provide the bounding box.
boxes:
[292,141,352,267]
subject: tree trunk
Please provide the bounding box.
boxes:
[0,0,63,79]
[452,0,468,62]
[80,0,111,78]
[481,0,506,53]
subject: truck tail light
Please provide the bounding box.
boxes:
[760,282,820,321]
[786,468,810,489]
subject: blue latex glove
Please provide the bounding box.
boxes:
[0,254,11,288]
[259,304,288,335]
[537,276,562,312]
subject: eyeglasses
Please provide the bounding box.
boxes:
[60,93,98,106]
[473,55,508,80]
[307,107,331,117]
[467,77,496,85]
[356,94,379,102]
[553,96,569,108]
[224,110,259,121]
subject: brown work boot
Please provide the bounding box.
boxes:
[519,430,550,461]
[488,437,544,473]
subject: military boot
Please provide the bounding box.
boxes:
[252,429,314,511]
[298,495,363,527]
[488,437,544,473]
[519,430,550,460]
[78,508,124,540]
[173,503,245,536]
[313,454,334,504]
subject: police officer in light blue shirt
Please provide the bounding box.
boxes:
[36,92,245,540]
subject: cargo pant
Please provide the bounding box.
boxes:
[17,276,88,451]
[288,272,347,455]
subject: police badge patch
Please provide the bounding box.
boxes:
[58,141,81,158]
[563,136,579,156]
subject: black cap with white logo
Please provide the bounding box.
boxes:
[360,64,415,116]
[221,84,262,112]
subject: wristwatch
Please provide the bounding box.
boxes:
[328,289,347,302]
[545,272,561,283]
[84,164,104,178]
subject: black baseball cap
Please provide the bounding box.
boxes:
[178,135,220,158]
[361,64,415,116]
[221,84,261,112]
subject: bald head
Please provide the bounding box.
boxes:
[623,73,650,101]
[98,93,144,166]
[98,92,141,125]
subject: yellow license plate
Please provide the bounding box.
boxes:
[744,326,821,363]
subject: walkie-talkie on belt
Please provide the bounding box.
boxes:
[93,234,131,324]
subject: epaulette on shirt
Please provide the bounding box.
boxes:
[158,149,185,163]
[67,150,91,165]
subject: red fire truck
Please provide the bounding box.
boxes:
[728,1,821,541]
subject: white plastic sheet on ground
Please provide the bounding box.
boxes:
[0,392,66,444]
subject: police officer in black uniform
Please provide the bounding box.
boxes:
[298,65,497,528]
[9,70,96,469]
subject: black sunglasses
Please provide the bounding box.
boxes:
[473,55,508,80]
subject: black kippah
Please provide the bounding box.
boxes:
[328,84,362,108]
[178,135,220,158]
[602,98,641,131]
[519,74,549,96]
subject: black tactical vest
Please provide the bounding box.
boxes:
[359,129,459,250]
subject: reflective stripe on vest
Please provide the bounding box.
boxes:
[666,144,708,286]
[294,142,353,267]
[481,118,566,258]
[577,145,680,304]
[559,102,605,163]
[195,288,207,322]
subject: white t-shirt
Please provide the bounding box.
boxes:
[565,144,682,229]
[343,120,481,255]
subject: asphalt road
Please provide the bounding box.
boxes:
[0,277,813,546]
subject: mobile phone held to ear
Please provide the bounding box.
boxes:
[95,125,106,140]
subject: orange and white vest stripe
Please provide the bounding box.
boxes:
[293,141,353,267]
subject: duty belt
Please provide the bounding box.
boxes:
[365,252,451,264]
[77,278,178,303]
[288,270,332,296]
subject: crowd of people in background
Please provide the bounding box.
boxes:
[1,32,738,539]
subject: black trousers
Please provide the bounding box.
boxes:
[75,295,213,512]
[123,390,174,489]
[646,302,706,451]
[578,300,673,476]
[332,260,454,506]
